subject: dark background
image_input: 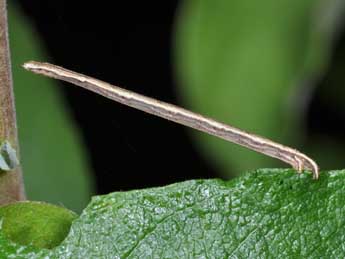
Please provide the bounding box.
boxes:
[14,1,218,195]
[14,1,345,195]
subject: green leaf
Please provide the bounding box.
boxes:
[174,0,345,176]
[0,141,19,171]
[8,3,93,212]
[0,201,77,249]
[1,169,344,258]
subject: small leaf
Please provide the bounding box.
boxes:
[0,169,345,258]
[0,201,77,249]
[0,141,19,171]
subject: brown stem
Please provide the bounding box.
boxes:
[0,0,25,204]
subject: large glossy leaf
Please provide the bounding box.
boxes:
[175,0,345,176]
[0,169,344,258]
[8,3,93,212]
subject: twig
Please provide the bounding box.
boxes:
[24,61,320,179]
[0,0,25,204]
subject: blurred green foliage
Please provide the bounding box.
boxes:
[8,3,93,212]
[175,0,345,177]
